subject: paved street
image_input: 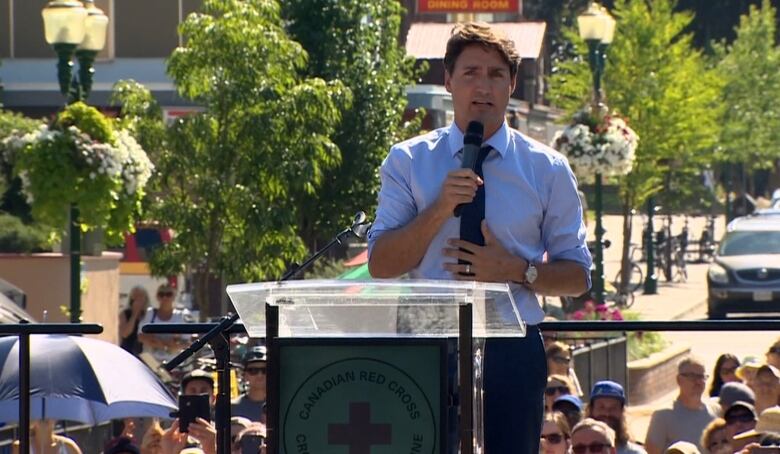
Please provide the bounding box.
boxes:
[589,215,780,443]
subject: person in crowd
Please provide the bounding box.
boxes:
[119,286,150,356]
[751,365,780,414]
[732,406,780,452]
[546,341,583,395]
[553,394,584,429]
[570,418,617,454]
[717,382,755,416]
[546,374,576,413]
[160,419,216,454]
[723,401,758,453]
[645,357,719,454]
[233,423,267,454]
[540,411,571,454]
[138,284,192,364]
[586,380,646,454]
[700,418,730,454]
[767,340,780,370]
[737,357,762,389]
[232,346,267,423]
[709,354,741,397]
[140,419,165,454]
[367,21,591,453]
[665,441,700,454]
[103,436,140,454]
[11,420,82,454]
[181,369,216,407]
[230,417,252,454]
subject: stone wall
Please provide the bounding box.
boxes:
[628,343,691,405]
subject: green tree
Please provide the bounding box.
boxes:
[548,0,723,291]
[282,0,423,249]
[126,0,350,317]
[715,0,780,195]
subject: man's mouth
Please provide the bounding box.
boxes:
[472,101,493,106]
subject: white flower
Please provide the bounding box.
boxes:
[552,115,639,178]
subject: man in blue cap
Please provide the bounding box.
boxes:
[586,380,646,454]
[553,394,584,429]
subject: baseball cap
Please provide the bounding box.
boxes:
[757,364,780,380]
[734,406,780,440]
[736,357,762,380]
[243,346,267,366]
[665,441,700,454]
[719,382,756,409]
[181,368,214,390]
[724,401,757,420]
[553,394,584,412]
[590,380,626,405]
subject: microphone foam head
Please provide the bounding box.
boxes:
[464,121,484,145]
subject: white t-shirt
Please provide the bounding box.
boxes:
[138,307,192,363]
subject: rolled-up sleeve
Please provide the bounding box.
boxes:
[367,146,417,259]
[540,158,592,288]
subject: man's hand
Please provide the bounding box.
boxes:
[160,420,187,454]
[443,221,526,282]
[432,168,483,216]
[188,418,217,454]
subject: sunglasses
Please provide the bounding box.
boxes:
[552,356,571,364]
[726,413,756,425]
[158,291,174,297]
[679,372,709,381]
[768,347,780,354]
[541,433,565,444]
[572,442,610,454]
[545,386,570,396]
[720,366,738,374]
[245,367,266,375]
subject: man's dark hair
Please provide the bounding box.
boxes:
[444,22,521,80]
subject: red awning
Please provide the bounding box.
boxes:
[405,22,547,60]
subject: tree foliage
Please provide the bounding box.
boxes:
[714,0,780,173]
[548,0,723,210]
[282,0,423,248]
[121,0,350,315]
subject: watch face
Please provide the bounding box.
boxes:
[526,264,538,284]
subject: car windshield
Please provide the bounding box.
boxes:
[719,230,780,256]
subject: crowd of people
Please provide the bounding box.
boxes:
[543,337,780,454]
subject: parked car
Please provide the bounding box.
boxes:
[707,215,780,319]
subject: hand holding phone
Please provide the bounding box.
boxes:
[178,394,211,433]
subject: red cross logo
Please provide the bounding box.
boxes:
[328,402,392,454]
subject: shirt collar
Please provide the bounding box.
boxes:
[447,121,510,158]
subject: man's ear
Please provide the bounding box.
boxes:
[509,74,517,94]
[444,70,452,93]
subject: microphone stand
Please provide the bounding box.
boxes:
[164,213,371,454]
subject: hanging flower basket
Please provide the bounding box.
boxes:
[552,110,639,179]
[3,102,153,243]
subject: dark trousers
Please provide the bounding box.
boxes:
[483,326,547,454]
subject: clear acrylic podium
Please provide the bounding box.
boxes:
[226,279,526,454]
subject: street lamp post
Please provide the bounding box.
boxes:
[42,0,108,323]
[578,2,615,304]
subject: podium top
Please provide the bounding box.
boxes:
[226,279,526,338]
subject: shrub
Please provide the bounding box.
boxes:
[0,213,52,253]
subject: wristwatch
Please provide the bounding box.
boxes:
[524,262,538,285]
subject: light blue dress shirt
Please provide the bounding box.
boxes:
[368,121,591,325]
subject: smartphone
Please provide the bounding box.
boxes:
[178,394,211,433]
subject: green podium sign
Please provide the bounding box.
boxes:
[278,340,446,454]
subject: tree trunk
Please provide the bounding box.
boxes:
[192,271,224,321]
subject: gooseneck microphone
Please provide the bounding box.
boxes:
[454,120,484,217]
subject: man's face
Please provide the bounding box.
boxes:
[444,44,516,137]
[571,428,614,454]
[183,378,213,397]
[724,407,757,439]
[243,361,267,391]
[590,397,623,432]
[677,363,707,399]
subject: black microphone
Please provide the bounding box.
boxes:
[454,121,484,217]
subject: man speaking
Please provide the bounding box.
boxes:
[368,22,591,453]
